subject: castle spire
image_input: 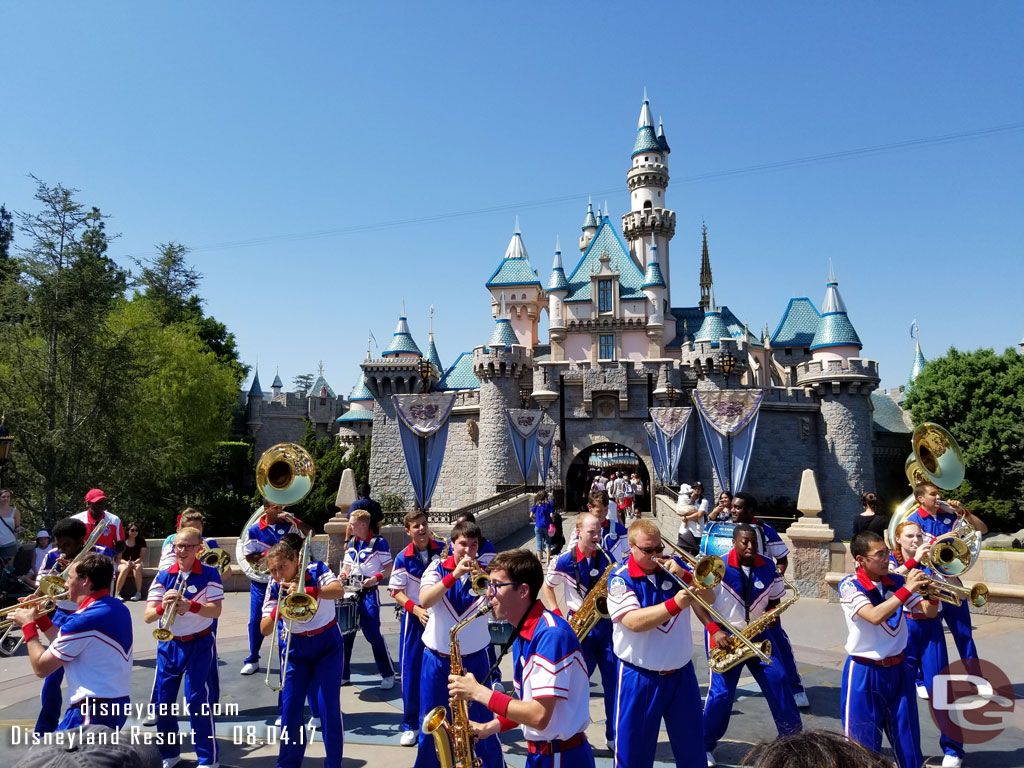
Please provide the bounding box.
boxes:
[632,90,661,157]
[657,116,670,153]
[810,264,862,351]
[582,198,597,231]
[641,233,666,289]
[699,222,713,313]
[381,311,423,357]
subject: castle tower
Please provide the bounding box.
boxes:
[579,199,598,254]
[908,340,926,388]
[641,234,667,357]
[246,370,263,433]
[335,367,375,447]
[381,313,423,359]
[547,237,570,360]
[691,286,747,390]
[798,264,879,538]
[699,223,713,313]
[271,369,283,399]
[621,90,675,303]
[473,319,534,498]
[306,365,339,437]
[485,221,544,348]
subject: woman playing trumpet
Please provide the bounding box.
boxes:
[260,537,345,768]
[144,527,224,768]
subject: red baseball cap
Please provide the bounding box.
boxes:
[85,488,107,504]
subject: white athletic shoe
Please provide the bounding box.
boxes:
[793,690,810,708]
[274,716,282,727]
[380,675,396,690]
[307,717,321,728]
[706,751,717,767]
[240,662,258,675]
[141,711,157,727]
[400,730,418,746]
[917,682,930,699]
[130,592,142,601]
[161,758,181,768]
[941,756,963,768]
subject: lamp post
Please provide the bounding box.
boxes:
[719,352,737,492]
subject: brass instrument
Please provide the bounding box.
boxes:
[266,531,317,693]
[199,544,231,574]
[661,537,726,589]
[468,560,490,597]
[422,603,492,768]
[153,571,189,641]
[708,567,800,674]
[920,574,989,609]
[569,545,615,642]
[655,556,773,666]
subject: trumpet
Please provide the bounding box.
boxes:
[153,571,189,641]
[920,577,989,609]
[468,560,490,597]
[199,544,231,574]
[266,531,317,693]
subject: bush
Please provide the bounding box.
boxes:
[379,492,404,513]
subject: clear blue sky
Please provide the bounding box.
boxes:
[2,3,1022,393]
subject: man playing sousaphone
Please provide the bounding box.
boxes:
[240,502,311,676]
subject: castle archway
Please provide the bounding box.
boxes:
[565,442,650,515]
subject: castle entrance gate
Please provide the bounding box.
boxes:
[565,442,650,516]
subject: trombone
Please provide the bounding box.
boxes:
[661,537,726,590]
[153,571,189,641]
[266,531,318,693]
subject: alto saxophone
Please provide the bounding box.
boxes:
[708,566,800,675]
[422,603,493,768]
[569,547,615,642]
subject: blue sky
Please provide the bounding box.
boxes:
[2,3,1021,393]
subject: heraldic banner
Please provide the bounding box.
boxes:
[691,389,764,494]
[648,407,692,487]
[392,393,457,511]
[644,422,666,485]
[532,420,556,485]
[506,409,543,484]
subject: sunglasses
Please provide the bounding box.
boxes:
[632,543,665,555]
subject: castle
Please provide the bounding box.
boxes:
[244,93,915,538]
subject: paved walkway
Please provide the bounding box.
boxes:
[1,521,1022,766]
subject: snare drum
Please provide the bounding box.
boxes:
[700,521,738,559]
[488,620,513,646]
[336,596,361,636]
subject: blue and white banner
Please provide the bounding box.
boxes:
[691,390,763,494]
[649,407,692,486]
[506,409,543,484]
[644,422,666,485]
[392,393,457,511]
[533,421,556,485]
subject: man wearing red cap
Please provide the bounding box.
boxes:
[72,489,125,555]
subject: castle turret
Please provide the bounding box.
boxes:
[271,370,283,399]
[426,332,443,378]
[809,262,862,363]
[246,370,264,431]
[580,199,598,254]
[641,234,666,356]
[657,117,671,164]
[382,314,423,359]
[547,237,570,360]
[699,224,713,313]
[485,220,544,348]
[908,340,926,388]
[335,368,375,446]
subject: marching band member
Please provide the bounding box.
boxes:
[450,512,500,684]
[905,481,987,666]
[72,488,125,554]
[702,524,801,766]
[388,509,446,747]
[415,519,503,768]
[449,549,595,768]
[240,502,310,676]
[32,518,116,734]
[261,538,346,768]
[339,509,396,688]
[12,552,132,731]
[839,531,937,768]
[890,520,965,768]
[157,509,223,571]
[144,527,223,768]
[732,492,808,708]
[568,490,629,562]
[606,519,714,768]
[540,511,618,750]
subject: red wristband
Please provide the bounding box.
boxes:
[22,622,39,642]
[188,601,202,614]
[488,690,512,718]
[442,573,456,590]
[270,607,278,623]
[36,615,54,633]
[705,621,721,635]
[404,599,416,613]
[305,586,320,599]
[497,714,518,733]
[374,572,384,583]
[156,603,166,616]
[664,597,682,616]
[894,587,912,603]
[903,558,918,570]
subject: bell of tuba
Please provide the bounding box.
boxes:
[199,544,231,574]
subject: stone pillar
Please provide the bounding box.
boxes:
[785,468,836,598]
[325,468,358,571]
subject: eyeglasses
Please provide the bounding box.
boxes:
[864,548,892,561]
[486,581,521,595]
[631,543,665,555]
[174,543,199,551]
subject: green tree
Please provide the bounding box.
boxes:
[0,205,14,284]
[904,347,1024,530]
[289,423,370,531]
[293,373,315,395]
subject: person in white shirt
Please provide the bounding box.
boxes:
[449,548,595,768]
[21,530,51,588]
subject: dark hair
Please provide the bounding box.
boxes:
[734,492,758,512]
[450,520,482,545]
[280,533,305,552]
[74,552,114,592]
[733,523,756,541]
[588,490,610,508]
[913,481,938,501]
[403,509,427,528]
[456,512,477,524]
[53,518,87,541]
[179,508,204,528]
[860,492,880,513]
[357,483,371,498]
[489,549,544,601]
[718,490,733,501]
[265,540,299,563]
[533,490,548,504]
[126,521,143,537]
[850,530,884,559]
[743,730,894,768]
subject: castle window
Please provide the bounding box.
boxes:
[599,334,615,360]
[598,280,613,313]
[643,201,653,211]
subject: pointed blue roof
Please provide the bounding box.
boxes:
[641,237,666,289]
[485,228,543,289]
[548,242,569,293]
[667,305,751,347]
[382,315,423,356]
[488,318,519,348]
[771,298,821,347]
[633,126,661,157]
[437,352,481,391]
[582,200,598,231]
[564,219,646,303]
[336,410,374,423]
[271,372,283,388]
[810,269,862,350]
[349,372,373,402]
[909,342,926,385]
[248,371,263,396]
[426,333,443,375]
[307,374,335,398]
[657,118,670,153]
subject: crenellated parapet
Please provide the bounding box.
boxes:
[472,344,532,380]
[626,162,669,193]
[361,357,436,399]
[796,357,880,395]
[621,208,676,242]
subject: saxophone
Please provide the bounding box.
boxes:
[568,547,615,642]
[708,566,800,674]
[422,603,493,768]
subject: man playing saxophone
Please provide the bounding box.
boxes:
[702,524,801,766]
[144,527,223,768]
[449,549,595,768]
[416,519,503,768]
[540,511,617,751]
